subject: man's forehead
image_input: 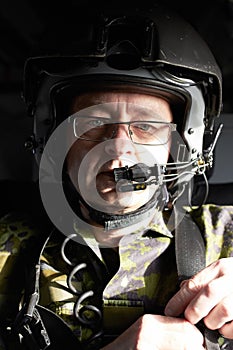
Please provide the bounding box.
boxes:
[72,90,172,112]
[76,102,163,117]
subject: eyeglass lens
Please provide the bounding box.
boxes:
[73,116,175,145]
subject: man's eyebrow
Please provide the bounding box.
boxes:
[128,105,164,120]
[75,101,112,115]
[128,105,154,114]
[86,101,113,111]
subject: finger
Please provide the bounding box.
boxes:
[204,294,233,330]
[165,259,233,318]
[184,275,233,324]
[165,278,201,316]
[219,321,233,339]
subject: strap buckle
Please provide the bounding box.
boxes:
[14,305,50,350]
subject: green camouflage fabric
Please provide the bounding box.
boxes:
[0,211,42,321]
[0,204,233,348]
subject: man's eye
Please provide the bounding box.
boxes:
[86,118,105,127]
[134,123,154,132]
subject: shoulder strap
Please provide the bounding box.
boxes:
[175,207,233,350]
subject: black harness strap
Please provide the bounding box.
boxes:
[175,208,233,350]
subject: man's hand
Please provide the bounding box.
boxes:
[165,257,233,339]
[101,314,204,350]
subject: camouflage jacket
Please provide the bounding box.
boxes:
[0,204,233,349]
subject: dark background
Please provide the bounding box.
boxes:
[0,0,232,189]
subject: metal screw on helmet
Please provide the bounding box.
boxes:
[24,135,38,152]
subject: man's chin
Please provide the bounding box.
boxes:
[93,189,147,214]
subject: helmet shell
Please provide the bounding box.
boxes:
[23,3,222,166]
[24,4,222,117]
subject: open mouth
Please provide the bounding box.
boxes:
[100,170,115,179]
[96,170,116,194]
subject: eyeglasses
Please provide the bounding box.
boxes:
[73,116,176,146]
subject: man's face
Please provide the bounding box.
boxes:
[66,91,173,215]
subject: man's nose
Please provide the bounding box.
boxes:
[104,124,135,156]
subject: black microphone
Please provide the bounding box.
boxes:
[114,163,164,192]
[113,123,224,192]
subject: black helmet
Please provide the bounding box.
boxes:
[22,2,223,233]
[23,2,222,189]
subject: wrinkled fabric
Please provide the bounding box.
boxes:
[0,204,233,347]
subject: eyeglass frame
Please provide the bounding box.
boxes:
[72,115,177,146]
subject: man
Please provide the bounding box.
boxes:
[0,2,233,350]
[65,91,173,246]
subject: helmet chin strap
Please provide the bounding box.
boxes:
[84,185,168,231]
[63,174,168,231]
